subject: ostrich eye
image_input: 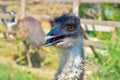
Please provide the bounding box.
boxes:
[67,26,74,31]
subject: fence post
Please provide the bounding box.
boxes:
[111,28,116,43]
[73,0,79,16]
[1,0,9,39]
[97,3,102,20]
[1,1,7,13]
[21,0,26,19]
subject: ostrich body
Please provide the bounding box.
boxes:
[1,10,45,67]
[15,17,45,47]
[13,17,45,67]
[45,14,84,80]
[2,13,45,67]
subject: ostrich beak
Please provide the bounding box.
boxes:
[45,35,55,46]
[45,35,66,46]
[45,26,66,46]
[45,24,73,46]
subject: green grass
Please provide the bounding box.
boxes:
[88,42,120,80]
[0,63,47,80]
[86,28,120,80]
[86,31,111,41]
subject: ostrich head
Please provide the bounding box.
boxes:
[6,10,17,30]
[8,10,15,22]
[45,13,84,80]
[45,13,83,48]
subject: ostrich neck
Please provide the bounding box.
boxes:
[56,36,84,80]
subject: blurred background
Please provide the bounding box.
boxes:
[0,0,120,80]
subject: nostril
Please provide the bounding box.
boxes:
[51,33,55,36]
[47,30,55,36]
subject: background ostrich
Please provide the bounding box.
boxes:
[1,10,17,40]
[13,17,45,67]
[45,13,84,80]
[2,12,45,67]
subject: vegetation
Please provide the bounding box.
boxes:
[0,63,47,80]
[101,3,120,21]
[86,42,120,80]
[79,3,120,80]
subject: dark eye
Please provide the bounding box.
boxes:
[67,26,74,31]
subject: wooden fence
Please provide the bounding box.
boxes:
[0,0,120,48]
[44,0,120,4]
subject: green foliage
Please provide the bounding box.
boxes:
[81,4,120,80]
[101,3,120,21]
[116,28,120,42]
[92,43,120,80]
[41,56,52,67]
[86,31,111,41]
[14,39,26,65]
[40,46,59,69]
[79,3,120,21]
[0,25,4,31]
[79,3,92,17]
[0,63,47,80]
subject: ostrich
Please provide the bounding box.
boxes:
[1,10,16,29]
[45,13,84,80]
[13,17,45,67]
[2,11,45,67]
[1,10,17,39]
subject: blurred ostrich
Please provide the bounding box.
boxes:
[2,11,45,67]
[1,10,17,40]
[45,13,84,80]
[13,17,45,67]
